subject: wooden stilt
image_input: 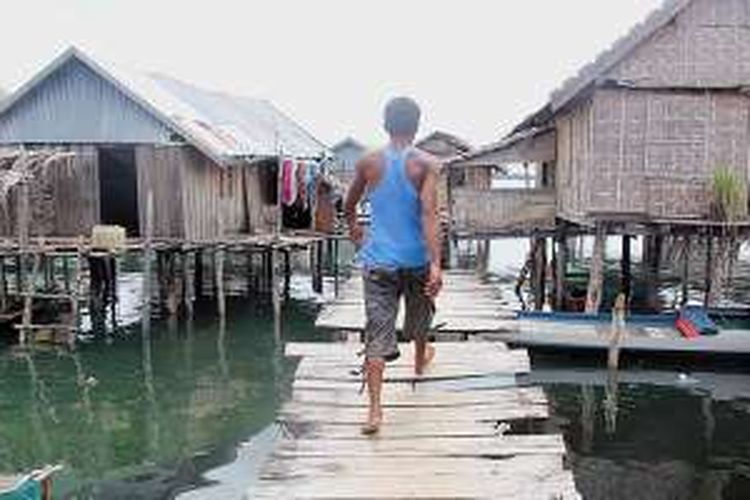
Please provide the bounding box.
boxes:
[585,224,606,314]
[620,235,632,300]
[705,234,715,307]
[283,248,291,301]
[529,237,547,311]
[272,247,282,343]
[642,233,659,311]
[142,191,154,333]
[20,252,41,345]
[0,256,6,313]
[553,229,568,311]
[333,238,340,298]
[194,249,204,300]
[216,246,226,319]
[681,236,690,306]
[247,251,255,295]
[184,249,194,317]
[315,240,324,294]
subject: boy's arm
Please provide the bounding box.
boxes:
[344,157,368,246]
[420,158,443,297]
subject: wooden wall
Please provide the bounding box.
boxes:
[138,145,257,241]
[136,145,185,238]
[0,145,99,238]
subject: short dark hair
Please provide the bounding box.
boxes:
[384,97,421,137]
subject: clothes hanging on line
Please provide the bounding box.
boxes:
[296,161,308,209]
[281,158,297,206]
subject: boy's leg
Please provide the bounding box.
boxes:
[404,268,435,376]
[362,269,400,434]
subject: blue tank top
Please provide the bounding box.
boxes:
[360,146,428,269]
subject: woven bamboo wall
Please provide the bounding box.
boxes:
[556,101,594,221]
[607,0,750,88]
[452,187,556,234]
[582,88,749,220]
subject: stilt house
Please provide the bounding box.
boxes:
[453,0,750,236]
[0,47,327,240]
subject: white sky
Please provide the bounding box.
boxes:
[0,0,662,148]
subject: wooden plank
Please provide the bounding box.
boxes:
[252,455,579,499]
[285,342,510,357]
[273,434,566,458]
[283,421,505,440]
[279,402,549,425]
[255,335,580,499]
[289,386,547,408]
[290,375,521,392]
[294,357,530,382]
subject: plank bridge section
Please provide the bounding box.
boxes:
[315,271,516,334]
[249,342,580,499]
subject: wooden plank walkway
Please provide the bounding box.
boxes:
[249,341,580,499]
[315,271,516,333]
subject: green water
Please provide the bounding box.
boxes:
[0,298,318,499]
[1,238,750,499]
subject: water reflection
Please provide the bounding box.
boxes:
[0,298,317,498]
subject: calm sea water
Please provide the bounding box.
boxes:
[0,239,748,499]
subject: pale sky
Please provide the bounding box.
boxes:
[0,0,662,148]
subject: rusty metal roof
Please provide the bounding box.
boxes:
[0,47,327,165]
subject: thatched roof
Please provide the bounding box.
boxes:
[472,0,696,160]
[550,0,692,113]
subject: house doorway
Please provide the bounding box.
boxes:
[98,146,140,236]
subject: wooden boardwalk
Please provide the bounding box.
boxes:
[315,271,516,333]
[249,341,580,499]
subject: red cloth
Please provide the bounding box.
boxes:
[675,317,700,339]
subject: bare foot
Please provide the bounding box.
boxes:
[415,343,436,376]
[361,409,383,436]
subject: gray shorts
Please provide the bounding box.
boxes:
[363,267,434,361]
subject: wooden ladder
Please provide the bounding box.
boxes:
[15,238,84,346]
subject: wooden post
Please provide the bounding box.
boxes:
[142,191,154,334]
[704,234,715,307]
[312,241,324,294]
[71,237,84,339]
[183,249,194,317]
[20,252,41,345]
[0,256,6,313]
[642,233,662,311]
[621,235,632,300]
[553,229,568,310]
[247,250,255,295]
[681,236,690,306]
[283,248,291,301]
[215,246,226,319]
[333,238,340,298]
[529,237,547,311]
[216,202,226,319]
[272,246,282,344]
[194,249,204,300]
[585,224,606,314]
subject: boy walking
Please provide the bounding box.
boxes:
[344,97,443,435]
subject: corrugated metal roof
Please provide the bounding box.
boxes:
[0,47,328,164]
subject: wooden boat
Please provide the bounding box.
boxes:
[0,466,60,500]
[500,310,750,360]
